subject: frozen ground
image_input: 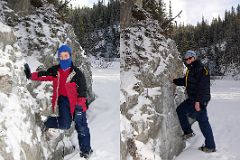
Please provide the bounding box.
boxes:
[175,79,240,160]
[65,61,120,160]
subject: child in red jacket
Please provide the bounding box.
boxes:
[24,45,92,158]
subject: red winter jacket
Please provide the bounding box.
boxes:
[31,64,88,117]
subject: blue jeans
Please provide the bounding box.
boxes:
[176,99,216,149]
[45,96,91,153]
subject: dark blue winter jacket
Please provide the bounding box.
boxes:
[173,59,211,103]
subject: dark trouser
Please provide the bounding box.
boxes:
[176,99,216,149]
[45,96,91,153]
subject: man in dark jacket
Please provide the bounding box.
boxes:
[173,50,216,153]
[24,44,92,158]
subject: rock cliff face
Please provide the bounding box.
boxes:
[120,0,143,29]
[120,1,185,160]
[0,20,45,160]
[0,0,93,159]
[6,0,31,16]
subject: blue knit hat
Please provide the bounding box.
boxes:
[58,45,72,57]
[185,50,197,58]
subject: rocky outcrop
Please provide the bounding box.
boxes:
[6,0,31,16]
[0,20,45,160]
[120,0,145,29]
[0,22,15,47]
[120,2,185,160]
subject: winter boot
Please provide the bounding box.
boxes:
[80,149,93,159]
[199,146,216,153]
[182,132,195,140]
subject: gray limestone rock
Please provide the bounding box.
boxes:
[6,0,31,16]
[0,26,16,47]
[0,21,45,160]
[120,3,186,160]
[121,0,145,29]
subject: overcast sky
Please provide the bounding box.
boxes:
[164,0,240,25]
[69,0,239,25]
[69,0,109,8]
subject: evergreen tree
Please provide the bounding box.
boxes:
[167,0,174,35]
[67,0,120,58]
[143,0,166,23]
[172,4,240,75]
[237,4,240,16]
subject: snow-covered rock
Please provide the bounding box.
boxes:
[120,2,185,160]
[6,0,31,16]
[0,21,15,47]
[120,0,143,29]
[0,19,46,160]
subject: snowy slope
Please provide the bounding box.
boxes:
[175,79,240,160]
[64,61,120,160]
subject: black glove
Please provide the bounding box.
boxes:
[173,79,178,85]
[24,63,31,79]
[86,100,89,109]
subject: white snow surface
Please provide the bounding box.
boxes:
[64,61,120,160]
[0,21,11,33]
[175,79,240,160]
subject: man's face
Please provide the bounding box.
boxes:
[59,52,70,60]
[185,56,195,65]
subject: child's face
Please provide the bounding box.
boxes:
[59,52,70,60]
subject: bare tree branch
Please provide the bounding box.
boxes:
[162,10,182,29]
[57,0,72,12]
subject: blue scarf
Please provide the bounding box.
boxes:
[60,57,72,70]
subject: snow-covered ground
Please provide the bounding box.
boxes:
[175,79,240,160]
[65,61,120,160]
